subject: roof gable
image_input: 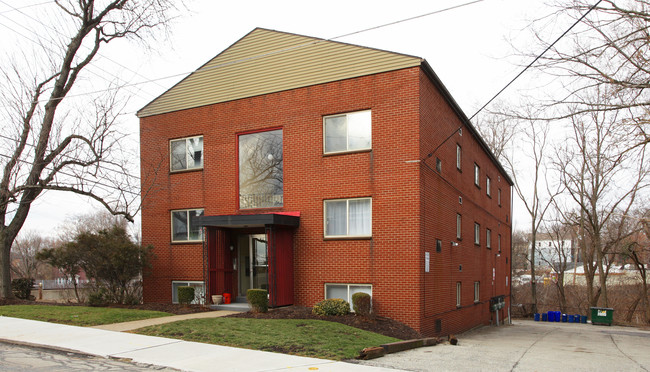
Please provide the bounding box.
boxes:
[137,28,423,117]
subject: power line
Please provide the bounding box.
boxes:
[0,151,140,197]
[3,1,487,106]
[469,0,604,120]
[0,0,167,91]
[423,0,605,163]
[0,0,53,15]
[0,132,141,180]
[0,7,158,101]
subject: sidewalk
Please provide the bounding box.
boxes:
[91,309,240,332]
[0,316,403,372]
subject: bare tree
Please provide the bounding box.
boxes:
[555,98,649,307]
[0,1,180,299]
[530,0,650,150]
[474,104,518,163]
[538,212,576,313]
[505,117,563,315]
[10,230,54,279]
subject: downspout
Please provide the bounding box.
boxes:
[202,226,207,305]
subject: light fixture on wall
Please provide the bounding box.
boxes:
[451,241,459,247]
[229,245,234,251]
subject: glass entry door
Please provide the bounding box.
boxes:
[238,234,268,297]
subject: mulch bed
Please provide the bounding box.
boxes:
[1,299,421,340]
[225,306,422,340]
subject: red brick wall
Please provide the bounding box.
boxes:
[140,65,512,336]
[418,70,512,335]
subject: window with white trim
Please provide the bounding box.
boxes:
[324,110,371,154]
[498,188,502,206]
[170,136,203,171]
[474,163,480,186]
[172,281,205,304]
[171,209,204,242]
[498,234,502,253]
[456,282,461,307]
[474,281,480,302]
[486,229,492,249]
[456,214,462,240]
[325,283,371,308]
[456,144,462,170]
[324,198,371,238]
[474,223,480,245]
[486,176,491,197]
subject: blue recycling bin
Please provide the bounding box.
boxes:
[568,315,574,323]
[556,311,562,322]
[547,311,554,322]
[534,313,540,321]
[562,313,567,322]
[542,313,548,321]
[580,315,587,323]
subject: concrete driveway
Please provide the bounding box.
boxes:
[358,320,650,372]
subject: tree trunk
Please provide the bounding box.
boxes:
[530,229,538,314]
[0,231,12,298]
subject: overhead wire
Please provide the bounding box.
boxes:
[423,0,605,163]
[1,0,487,106]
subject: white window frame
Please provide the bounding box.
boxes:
[474,163,480,186]
[486,176,491,197]
[456,214,462,240]
[474,281,480,303]
[171,208,204,242]
[456,144,462,170]
[323,110,372,154]
[474,223,480,245]
[456,282,461,307]
[324,197,372,238]
[170,135,203,172]
[324,283,372,309]
[171,280,205,304]
[486,229,492,249]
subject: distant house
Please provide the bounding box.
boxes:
[138,28,513,336]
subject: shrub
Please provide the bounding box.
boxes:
[313,298,350,316]
[352,292,372,316]
[87,289,107,307]
[247,289,268,313]
[177,286,195,305]
[11,278,34,300]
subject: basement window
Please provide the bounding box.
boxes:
[325,283,372,309]
[171,281,205,304]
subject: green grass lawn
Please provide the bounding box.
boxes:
[135,317,398,360]
[0,305,173,326]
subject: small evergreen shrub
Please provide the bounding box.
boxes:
[87,290,107,307]
[312,298,350,316]
[246,289,269,313]
[352,292,372,316]
[177,286,195,305]
[11,278,34,300]
[247,289,268,313]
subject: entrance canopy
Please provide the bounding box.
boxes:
[198,212,300,229]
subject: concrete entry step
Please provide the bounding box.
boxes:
[210,302,250,312]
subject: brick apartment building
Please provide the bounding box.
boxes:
[138,28,513,336]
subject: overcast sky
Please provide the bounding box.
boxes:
[1,0,557,237]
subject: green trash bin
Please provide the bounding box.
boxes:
[590,307,614,326]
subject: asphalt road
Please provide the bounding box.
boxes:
[358,320,650,372]
[0,342,178,372]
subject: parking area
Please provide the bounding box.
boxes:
[358,320,650,372]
